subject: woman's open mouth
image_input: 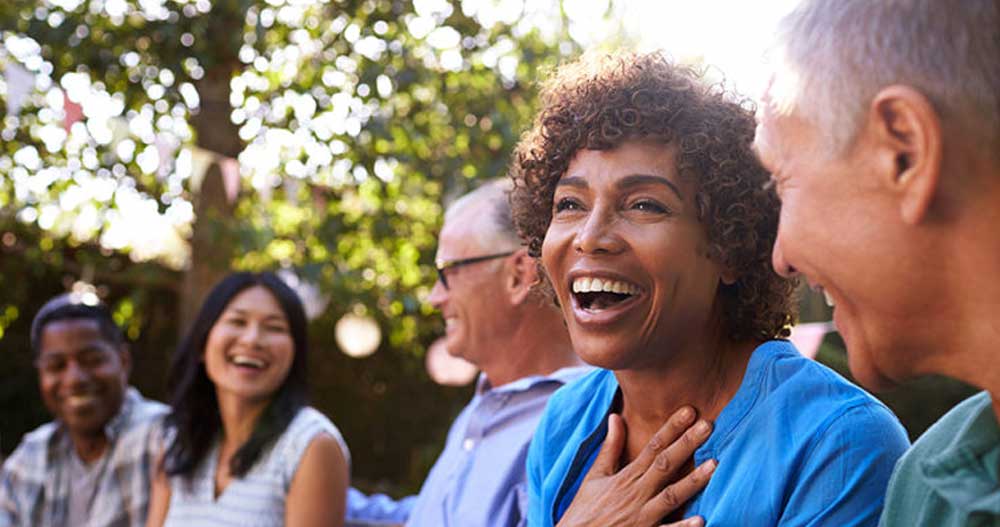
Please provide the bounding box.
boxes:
[570,276,643,319]
[229,354,269,372]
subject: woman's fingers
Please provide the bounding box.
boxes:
[638,416,712,490]
[660,516,705,527]
[644,459,717,521]
[627,406,699,478]
[585,413,628,479]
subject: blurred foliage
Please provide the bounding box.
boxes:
[0,0,581,492]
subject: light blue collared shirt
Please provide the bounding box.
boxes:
[528,340,911,527]
[347,365,591,527]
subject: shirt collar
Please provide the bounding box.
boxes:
[103,386,141,441]
[920,392,1000,515]
[477,365,593,396]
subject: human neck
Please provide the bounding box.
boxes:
[480,310,580,388]
[68,430,110,464]
[215,391,270,449]
[916,187,1000,419]
[616,337,757,463]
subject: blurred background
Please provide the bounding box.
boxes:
[0,0,975,496]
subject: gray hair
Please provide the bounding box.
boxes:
[771,0,999,157]
[444,179,521,249]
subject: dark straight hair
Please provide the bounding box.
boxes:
[163,272,310,480]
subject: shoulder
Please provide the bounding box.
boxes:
[536,369,615,438]
[740,341,908,452]
[2,422,59,476]
[296,432,348,471]
[128,388,169,421]
[279,407,350,472]
[287,406,343,442]
[759,341,897,419]
[117,389,169,449]
[530,369,615,461]
[879,393,993,524]
[899,391,992,466]
[546,368,615,415]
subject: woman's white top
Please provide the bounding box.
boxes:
[163,406,350,527]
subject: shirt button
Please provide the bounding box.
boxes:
[463,438,475,451]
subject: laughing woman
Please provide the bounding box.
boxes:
[146,272,349,527]
[510,52,909,527]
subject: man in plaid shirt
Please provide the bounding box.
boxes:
[0,295,167,527]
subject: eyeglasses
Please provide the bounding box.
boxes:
[435,251,515,290]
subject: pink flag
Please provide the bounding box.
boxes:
[788,321,835,359]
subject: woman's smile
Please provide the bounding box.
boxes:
[567,270,646,326]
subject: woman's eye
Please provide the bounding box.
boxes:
[226,317,247,327]
[553,197,583,213]
[266,324,289,333]
[631,199,669,214]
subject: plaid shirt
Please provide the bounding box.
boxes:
[0,388,167,527]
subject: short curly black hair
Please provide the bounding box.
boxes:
[509,51,797,342]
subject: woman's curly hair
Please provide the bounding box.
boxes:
[509,51,797,342]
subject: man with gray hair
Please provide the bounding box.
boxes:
[347,179,587,526]
[754,1,1000,525]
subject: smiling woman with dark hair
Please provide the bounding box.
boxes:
[146,272,349,527]
[509,51,910,527]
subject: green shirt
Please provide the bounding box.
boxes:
[880,391,1000,527]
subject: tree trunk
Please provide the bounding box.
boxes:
[179,62,241,334]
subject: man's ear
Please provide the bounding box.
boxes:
[506,249,536,305]
[868,85,943,224]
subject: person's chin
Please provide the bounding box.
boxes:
[572,339,633,370]
[844,340,898,392]
[62,414,111,437]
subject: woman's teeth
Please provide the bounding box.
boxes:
[231,355,266,369]
[824,290,835,307]
[572,277,640,295]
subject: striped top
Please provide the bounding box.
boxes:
[162,407,349,527]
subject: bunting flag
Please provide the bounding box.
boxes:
[62,91,83,131]
[188,145,240,204]
[788,321,836,359]
[3,62,34,115]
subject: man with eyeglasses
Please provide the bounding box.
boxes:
[0,295,167,527]
[347,180,587,527]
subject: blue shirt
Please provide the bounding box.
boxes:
[527,340,910,527]
[347,365,591,527]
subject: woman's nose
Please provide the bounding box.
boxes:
[237,323,263,347]
[573,207,625,255]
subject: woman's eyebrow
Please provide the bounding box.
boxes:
[616,173,683,200]
[555,176,587,189]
